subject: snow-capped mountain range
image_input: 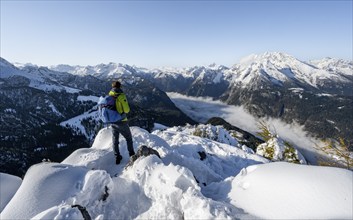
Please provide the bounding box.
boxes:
[1,52,353,219]
[1,52,352,177]
[47,52,353,148]
[47,52,352,95]
[11,52,351,101]
[231,52,352,88]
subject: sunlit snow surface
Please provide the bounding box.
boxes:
[0,173,22,212]
[1,126,352,219]
[229,162,353,219]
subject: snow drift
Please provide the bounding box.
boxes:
[1,125,352,219]
[229,162,353,219]
[0,173,22,212]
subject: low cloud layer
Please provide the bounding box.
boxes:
[168,92,325,163]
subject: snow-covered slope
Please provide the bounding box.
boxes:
[1,125,352,219]
[0,173,22,212]
[46,52,353,91]
[310,57,353,76]
[60,110,99,139]
[51,62,144,79]
[229,162,353,219]
[229,52,351,88]
[0,58,81,93]
[60,96,100,139]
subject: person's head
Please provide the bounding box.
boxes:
[112,81,121,89]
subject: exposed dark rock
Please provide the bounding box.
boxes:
[194,175,207,186]
[198,151,207,161]
[125,145,161,168]
[100,186,109,202]
[71,205,91,220]
[206,117,264,151]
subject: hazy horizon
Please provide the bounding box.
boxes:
[3,51,352,70]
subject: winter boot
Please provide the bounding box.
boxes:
[129,150,135,157]
[115,154,123,164]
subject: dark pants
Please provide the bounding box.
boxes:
[111,121,134,156]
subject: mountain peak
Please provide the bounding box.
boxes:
[263,51,292,58]
[238,52,299,66]
[310,57,353,73]
[0,57,17,69]
[207,63,229,71]
[231,52,347,88]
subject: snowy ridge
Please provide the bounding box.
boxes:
[309,57,353,76]
[1,125,352,219]
[229,52,350,87]
[51,62,142,79]
[0,58,81,93]
[46,52,353,90]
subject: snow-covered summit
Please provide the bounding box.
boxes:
[309,57,353,76]
[43,52,353,93]
[231,52,341,87]
[51,62,142,79]
[13,62,38,69]
[0,58,81,93]
[0,58,44,83]
[49,64,80,74]
[1,125,352,219]
[0,58,30,79]
[237,52,299,66]
[208,63,229,71]
[0,57,18,69]
[310,57,353,69]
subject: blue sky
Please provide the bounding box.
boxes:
[1,0,352,68]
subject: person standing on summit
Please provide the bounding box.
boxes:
[99,81,135,164]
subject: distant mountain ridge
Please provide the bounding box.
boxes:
[44,52,353,148]
[46,52,352,95]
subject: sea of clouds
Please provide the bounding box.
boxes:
[167,92,326,163]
